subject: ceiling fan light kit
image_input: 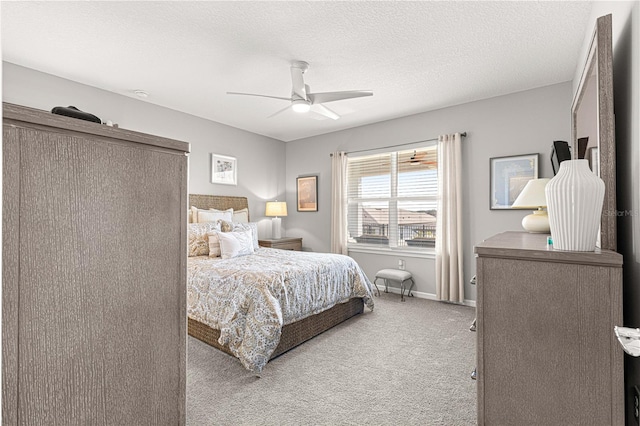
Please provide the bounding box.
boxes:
[227,60,373,120]
[291,99,311,113]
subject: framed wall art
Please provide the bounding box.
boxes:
[490,153,539,210]
[211,154,237,185]
[297,175,318,212]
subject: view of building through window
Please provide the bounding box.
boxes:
[347,145,438,248]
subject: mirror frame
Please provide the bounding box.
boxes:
[571,14,616,251]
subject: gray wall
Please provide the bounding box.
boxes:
[3,61,571,303]
[2,62,286,238]
[285,82,572,302]
[579,2,640,424]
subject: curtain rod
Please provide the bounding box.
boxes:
[330,132,467,156]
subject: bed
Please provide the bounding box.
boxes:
[186,194,375,373]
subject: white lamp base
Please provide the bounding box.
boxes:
[521,209,550,233]
[271,217,282,239]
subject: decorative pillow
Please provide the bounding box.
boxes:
[188,222,221,257]
[232,222,259,250]
[218,219,233,232]
[217,230,255,259]
[191,206,233,223]
[232,208,249,223]
[208,233,222,258]
[188,209,193,224]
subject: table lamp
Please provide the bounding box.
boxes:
[265,201,288,239]
[512,178,550,233]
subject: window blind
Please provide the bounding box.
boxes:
[347,144,438,248]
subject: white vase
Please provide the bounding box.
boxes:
[545,159,605,251]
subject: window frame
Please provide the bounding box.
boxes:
[346,143,438,254]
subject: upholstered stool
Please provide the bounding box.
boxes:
[374,269,415,301]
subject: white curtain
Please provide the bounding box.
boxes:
[436,133,464,303]
[330,151,348,254]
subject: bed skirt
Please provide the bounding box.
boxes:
[188,297,365,360]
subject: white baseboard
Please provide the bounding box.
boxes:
[463,299,476,308]
[373,284,476,308]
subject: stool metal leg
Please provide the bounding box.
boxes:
[399,278,415,302]
[406,278,415,298]
[372,278,381,297]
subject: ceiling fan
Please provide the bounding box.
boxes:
[227,61,373,120]
[402,150,437,168]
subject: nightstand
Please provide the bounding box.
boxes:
[258,237,302,251]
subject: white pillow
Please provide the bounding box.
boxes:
[217,230,255,259]
[232,208,249,223]
[200,209,233,223]
[232,222,259,250]
[190,206,206,223]
[191,206,233,223]
[207,219,236,258]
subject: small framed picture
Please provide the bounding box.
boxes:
[490,153,539,210]
[211,154,237,185]
[297,175,318,212]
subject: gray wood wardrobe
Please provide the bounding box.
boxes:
[2,103,189,424]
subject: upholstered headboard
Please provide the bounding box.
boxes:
[189,194,250,221]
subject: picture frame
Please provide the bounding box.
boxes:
[297,175,318,212]
[490,153,539,210]
[211,154,237,185]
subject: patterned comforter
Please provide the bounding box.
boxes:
[187,248,375,373]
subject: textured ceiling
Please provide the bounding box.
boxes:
[1,1,592,142]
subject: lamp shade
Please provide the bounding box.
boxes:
[512,178,550,208]
[265,201,288,217]
[513,178,551,233]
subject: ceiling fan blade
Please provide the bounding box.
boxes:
[310,104,340,120]
[308,90,373,104]
[266,105,292,119]
[290,63,307,100]
[227,92,291,102]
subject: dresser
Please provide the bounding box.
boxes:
[475,231,623,425]
[2,103,189,424]
[258,237,303,251]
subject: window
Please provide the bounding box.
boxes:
[347,144,438,250]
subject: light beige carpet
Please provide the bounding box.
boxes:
[187,293,477,425]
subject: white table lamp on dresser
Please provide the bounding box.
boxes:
[265,201,287,239]
[512,178,550,233]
